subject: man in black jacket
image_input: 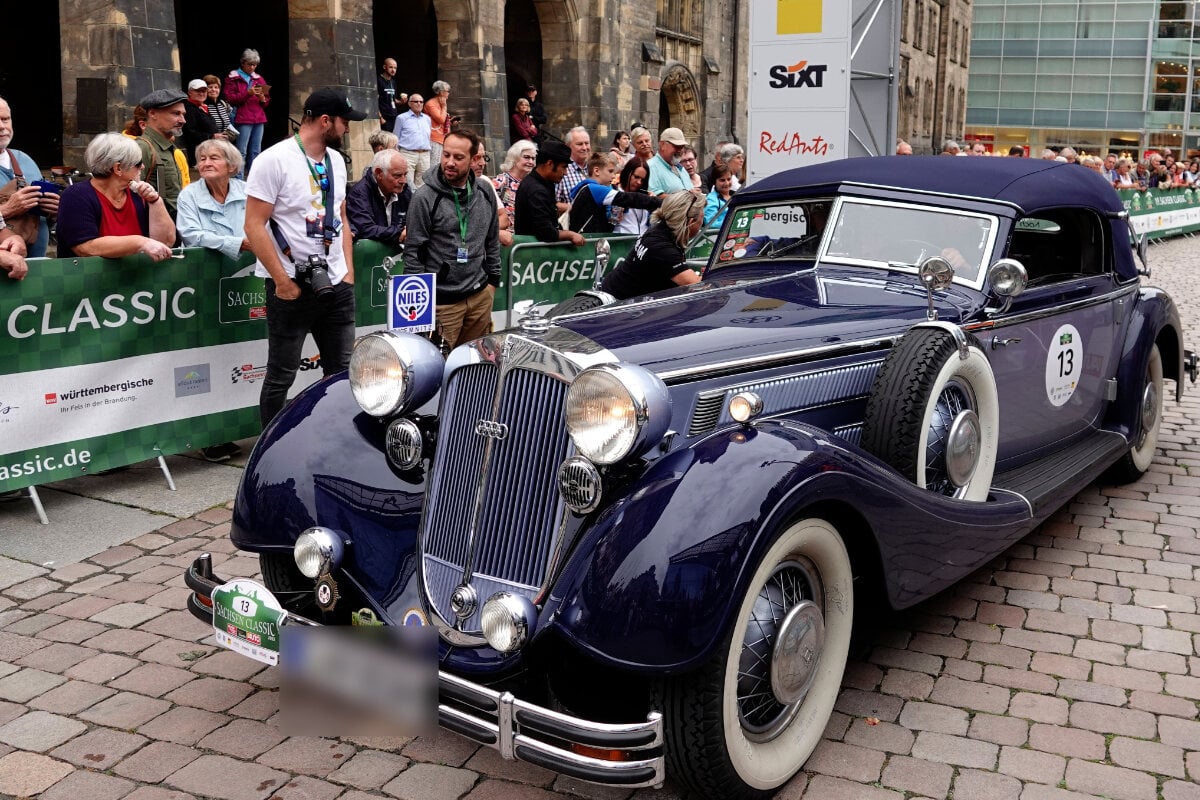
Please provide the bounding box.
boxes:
[525,84,548,136]
[347,149,411,247]
[513,141,584,246]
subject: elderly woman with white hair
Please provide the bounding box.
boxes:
[176,136,249,462]
[425,80,457,164]
[600,190,703,300]
[494,139,537,228]
[176,137,249,260]
[700,142,745,192]
[54,132,175,260]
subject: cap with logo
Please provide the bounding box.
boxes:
[187,79,208,91]
[304,88,368,121]
[659,127,688,147]
[140,88,188,110]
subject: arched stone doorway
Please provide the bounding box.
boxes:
[177,0,290,147]
[375,1,438,101]
[658,62,702,144]
[520,0,581,140]
[504,0,542,131]
[0,1,63,169]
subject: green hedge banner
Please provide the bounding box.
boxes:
[1117,186,1200,240]
[0,234,632,493]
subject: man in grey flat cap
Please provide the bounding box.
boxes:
[135,88,188,221]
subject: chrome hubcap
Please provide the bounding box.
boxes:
[1138,381,1159,448]
[945,409,981,488]
[926,380,977,498]
[769,600,825,704]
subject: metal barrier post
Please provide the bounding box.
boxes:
[27,486,49,525]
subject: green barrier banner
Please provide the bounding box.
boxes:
[0,236,635,492]
[1117,187,1200,240]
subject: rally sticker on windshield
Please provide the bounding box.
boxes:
[1045,324,1083,407]
[211,579,286,666]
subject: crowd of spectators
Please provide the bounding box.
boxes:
[897,136,1200,193]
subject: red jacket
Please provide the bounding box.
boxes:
[224,69,271,125]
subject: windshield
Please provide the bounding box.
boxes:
[709,199,835,269]
[824,199,997,285]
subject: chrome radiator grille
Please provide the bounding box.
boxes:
[421,360,573,633]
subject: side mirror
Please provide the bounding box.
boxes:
[917,256,954,320]
[592,238,611,289]
[985,258,1027,316]
[1128,219,1150,277]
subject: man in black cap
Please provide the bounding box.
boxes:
[136,88,189,220]
[513,141,584,246]
[525,84,547,134]
[243,87,367,428]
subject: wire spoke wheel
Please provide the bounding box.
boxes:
[737,558,823,739]
[653,518,853,799]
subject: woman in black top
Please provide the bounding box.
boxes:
[600,190,704,300]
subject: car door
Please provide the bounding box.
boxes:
[982,211,1127,470]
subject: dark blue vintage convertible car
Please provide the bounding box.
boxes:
[187,156,1196,799]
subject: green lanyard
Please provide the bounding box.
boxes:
[295,134,332,209]
[295,134,336,251]
[451,179,471,245]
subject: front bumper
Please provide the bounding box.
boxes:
[184,554,664,788]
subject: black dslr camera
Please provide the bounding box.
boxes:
[295,254,333,297]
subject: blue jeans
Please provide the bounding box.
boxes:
[237,122,265,176]
[260,278,356,429]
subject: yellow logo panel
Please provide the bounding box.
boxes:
[778,0,823,35]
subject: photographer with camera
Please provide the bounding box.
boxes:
[244,88,366,429]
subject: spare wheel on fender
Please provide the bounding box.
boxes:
[861,325,999,501]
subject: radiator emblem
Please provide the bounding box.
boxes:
[474,419,509,440]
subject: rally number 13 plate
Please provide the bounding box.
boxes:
[211,579,286,666]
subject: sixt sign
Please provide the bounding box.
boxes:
[768,59,829,89]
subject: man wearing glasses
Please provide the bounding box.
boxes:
[243,88,367,428]
[396,94,433,189]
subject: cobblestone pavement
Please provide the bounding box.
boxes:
[1,237,1199,800]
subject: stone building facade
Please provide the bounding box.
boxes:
[9,0,748,177]
[897,0,972,154]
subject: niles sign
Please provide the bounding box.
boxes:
[749,1,852,180]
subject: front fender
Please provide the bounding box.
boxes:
[232,374,427,614]
[545,421,1034,673]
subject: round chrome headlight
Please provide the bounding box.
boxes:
[349,332,444,418]
[564,364,671,465]
[480,592,538,654]
[293,527,344,579]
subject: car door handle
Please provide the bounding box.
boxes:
[990,336,1022,350]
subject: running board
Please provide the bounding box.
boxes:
[993,430,1128,519]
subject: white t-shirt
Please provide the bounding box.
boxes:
[246,137,350,283]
